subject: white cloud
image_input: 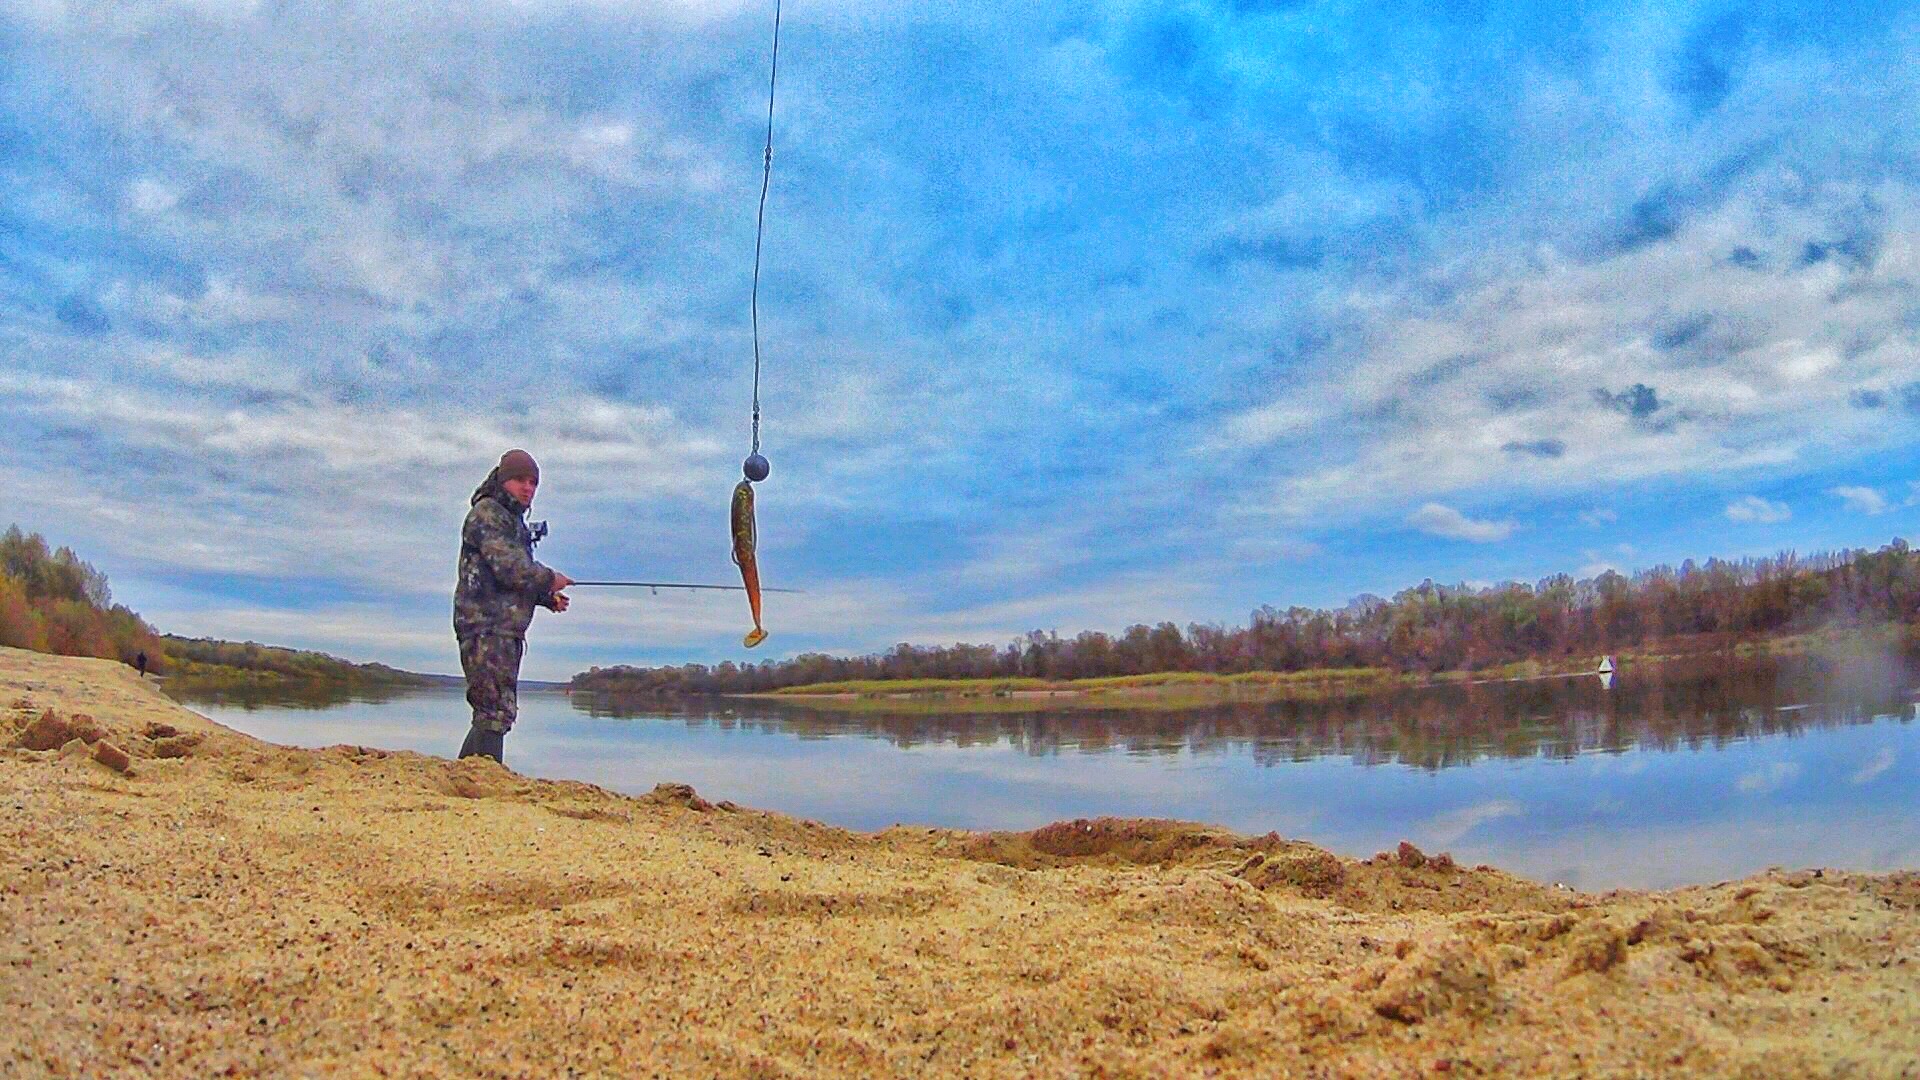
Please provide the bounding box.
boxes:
[1725,495,1791,524]
[1829,485,1890,515]
[1407,503,1516,542]
[124,176,179,215]
[0,364,728,600]
[1578,550,1619,578]
[1210,401,1324,450]
[1220,169,1920,527]
[1579,508,1618,527]
[953,524,1103,590]
[4,0,770,32]
[1228,536,1323,561]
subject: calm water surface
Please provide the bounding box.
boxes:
[171,654,1920,891]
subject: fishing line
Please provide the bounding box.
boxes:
[747,0,781,463]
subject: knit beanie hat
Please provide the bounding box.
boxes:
[498,449,539,484]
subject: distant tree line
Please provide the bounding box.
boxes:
[1,523,431,685]
[160,635,432,687]
[0,525,165,664]
[572,539,1920,695]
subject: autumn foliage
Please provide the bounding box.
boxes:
[0,525,166,666]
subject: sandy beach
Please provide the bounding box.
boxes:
[3,647,1916,1077]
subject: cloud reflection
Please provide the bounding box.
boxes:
[1849,747,1896,786]
[1736,761,1801,795]
[1416,799,1524,848]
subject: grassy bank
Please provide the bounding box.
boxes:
[751,667,1412,713]
[768,668,1403,695]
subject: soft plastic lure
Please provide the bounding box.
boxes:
[731,478,767,648]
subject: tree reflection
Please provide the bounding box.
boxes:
[570,654,1917,772]
[165,680,428,712]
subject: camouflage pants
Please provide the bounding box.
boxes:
[459,633,525,734]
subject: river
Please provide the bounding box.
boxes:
[169,651,1920,891]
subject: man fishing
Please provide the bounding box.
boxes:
[454,449,572,765]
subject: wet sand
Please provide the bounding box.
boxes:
[4,647,1916,1077]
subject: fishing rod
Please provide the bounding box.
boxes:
[569,580,802,594]
[530,527,801,594]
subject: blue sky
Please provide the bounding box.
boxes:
[3,0,1917,679]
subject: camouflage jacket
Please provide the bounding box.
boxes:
[454,491,557,640]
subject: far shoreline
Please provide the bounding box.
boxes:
[648,627,1910,714]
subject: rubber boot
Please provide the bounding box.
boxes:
[475,729,505,765]
[457,727,505,765]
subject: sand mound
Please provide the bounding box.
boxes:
[2,646,1915,1077]
[953,816,1263,868]
[941,819,1567,916]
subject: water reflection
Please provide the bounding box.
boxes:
[164,679,432,711]
[568,654,1919,772]
[169,653,1918,890]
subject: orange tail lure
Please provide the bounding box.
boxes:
[731,479,767,648]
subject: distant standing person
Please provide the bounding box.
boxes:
[454,449,572,765]
[134,651,147,678]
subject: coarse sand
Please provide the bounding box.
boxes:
[2,647,1916,1077]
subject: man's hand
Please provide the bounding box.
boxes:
[550,592,571,612]
[550,570,574,591]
